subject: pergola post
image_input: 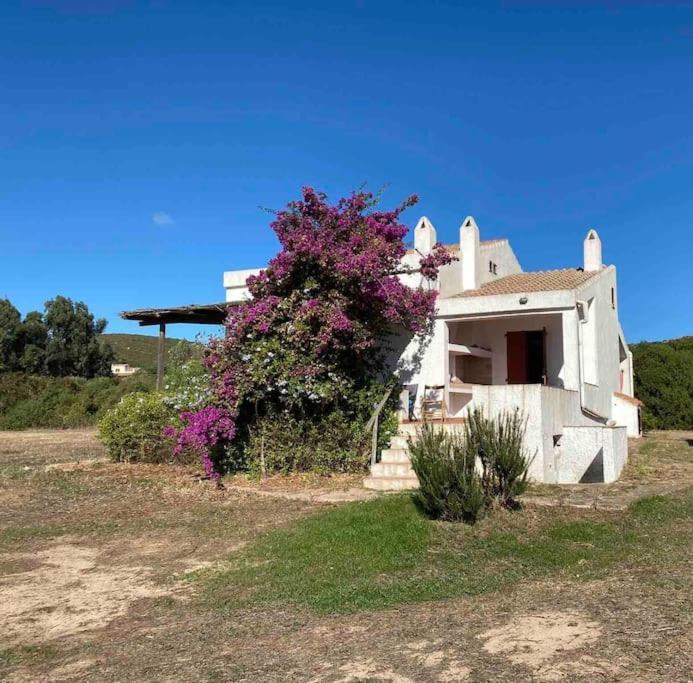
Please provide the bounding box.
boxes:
[156,322,166,391]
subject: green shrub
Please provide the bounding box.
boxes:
[408,408,533,523]
[0,371,156,430]
[465,407,533,508]
[631,336,693,430]
[408,423,486,524]
[163,357,211,412]
[243,410,370,476]
[222,378,398,477]
[98,392,175,463]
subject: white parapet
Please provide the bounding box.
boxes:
[223,268,262,302]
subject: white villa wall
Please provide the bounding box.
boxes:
[605,426,628,481]
[575,266,621,419]
[471,384,602,483]
[223,268,262,302]
[612,394,640,438]
[470,384,627,484]
[559,425,627,483]
[437,258,463,298]
[479,241,522,285]
[437,241,521,298]
[619,355,634,395]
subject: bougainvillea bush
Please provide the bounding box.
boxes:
[167,187,455,479]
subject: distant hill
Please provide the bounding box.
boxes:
[101,333,203,372]
[631,335,693,430]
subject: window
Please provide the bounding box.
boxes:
[489,260,498,275]
[611,287,615,309]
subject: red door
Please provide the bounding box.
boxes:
[506,331,528,384]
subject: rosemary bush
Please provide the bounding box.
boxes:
[408,423,486,523]
[408,408,533,523]
[465,407,533,508]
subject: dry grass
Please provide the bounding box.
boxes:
[0,429,690,682]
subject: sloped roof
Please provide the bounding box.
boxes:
[613,392,643,407]
[455,268,599,298]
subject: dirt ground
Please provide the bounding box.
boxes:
[0,429,691,682]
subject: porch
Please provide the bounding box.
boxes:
[402,311,574,422]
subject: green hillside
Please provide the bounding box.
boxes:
[632,335,693,430]
[101,333,203,372]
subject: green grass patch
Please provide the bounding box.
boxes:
[0,464,32,480]
[0,644,59,667]
[195,487,693,615]
[0,524,67,546]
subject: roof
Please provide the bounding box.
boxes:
[613,392,643,407]
[120,303,230,326]
[406,239,507,255]
[455,268,599,298]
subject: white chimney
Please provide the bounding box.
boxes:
[414,216,436,255]
[461,215,481,291]
[583,228,603,272]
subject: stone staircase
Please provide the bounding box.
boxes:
[363,433,419,491]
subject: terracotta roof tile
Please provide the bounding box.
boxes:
[455,268,599,298]
[614,392,643,407]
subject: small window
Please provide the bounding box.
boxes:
[611,287,615,309]
[493,263,498,275]
[488,260,493,273]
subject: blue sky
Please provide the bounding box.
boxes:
[1,1,692,343]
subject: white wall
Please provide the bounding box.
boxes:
[467,383,623,483]
[612,394,640,438]
[223,268,262,302]
[479,241,522,286]
[437,240,522,298]
[575,267,620,419]
[559,425,627,483]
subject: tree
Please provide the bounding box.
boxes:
[17,311,48,374]
[43,296,114,378]
[0,296,114,378]
[632,336,693,429]
[167,187,455,478]
[0,299,22,372]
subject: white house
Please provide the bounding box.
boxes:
[111,363,141,377]
[223,216,641,490]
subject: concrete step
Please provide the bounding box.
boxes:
[397,422,421,437]
[371,461,416,477]
[379,448,410,463]
[363,475,419,491]
[398,421,466,437]
[389,435,410,450]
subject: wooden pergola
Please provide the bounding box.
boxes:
[120,303,230,390]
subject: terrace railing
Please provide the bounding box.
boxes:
[365,383,397,467]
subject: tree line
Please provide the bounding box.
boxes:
[632,336,693,430]
[0,296,114,378]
